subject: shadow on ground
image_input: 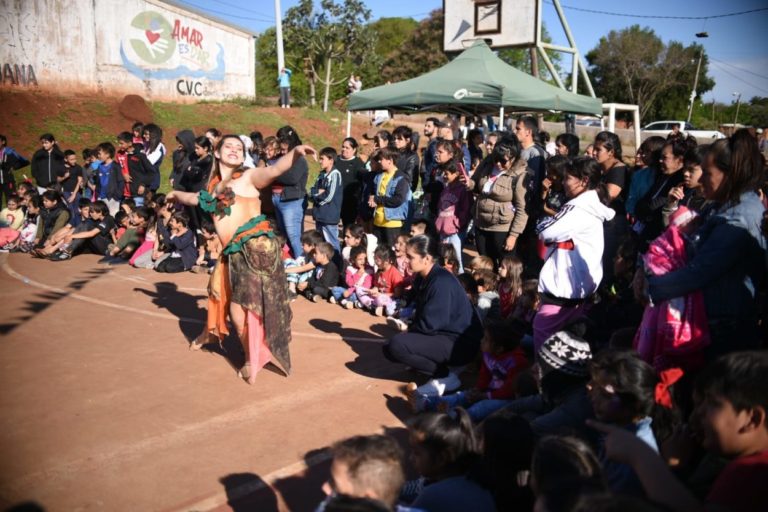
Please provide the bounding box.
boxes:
[0,267,111,336]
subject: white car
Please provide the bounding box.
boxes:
[642,120,725,142]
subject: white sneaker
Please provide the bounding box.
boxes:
[386,317,408,332]
[328,296,337,304]
[415,372,461,397]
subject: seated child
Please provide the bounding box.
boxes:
[34,200,91,257]
[0,195,25,230]
[107,206,152,259]
[590,351,768,512]
[587,350,659,498]
[497,255,523,319]
[318,434,405,512]
[330,245,373,309]
[191,219,222,274]
[131,197,172,269]
[473,269,501,323]
[394,233,413,287]
[304,242,340,302]
[467,255,494,274]
[155,211,196,273]
[405,409,495,511]
[112,210,129,244]
[356,244,403,316]
[284,229,324,298]
[341,223,376,268]
[33,190,70,251]
[409,319,530,422]
[49,200,114,260]
[11,195,40,252]
[439,243,460,275]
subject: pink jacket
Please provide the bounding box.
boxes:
[344,265,373,289]
[435,181,472,236]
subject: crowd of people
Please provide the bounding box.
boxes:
[1,113,767,512]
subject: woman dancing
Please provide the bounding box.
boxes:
[167,135,316,383]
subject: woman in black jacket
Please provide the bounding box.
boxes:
[31,133,65,190]
[384,235,483,397]
[273,125,308,258]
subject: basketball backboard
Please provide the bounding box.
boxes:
[443,0,537,52]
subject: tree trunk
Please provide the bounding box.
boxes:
[309,73,316,107]
[322,55,333,112]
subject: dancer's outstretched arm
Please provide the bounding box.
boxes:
[165,190,199,206]
[251,145,317,189]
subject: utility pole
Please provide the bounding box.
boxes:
[274,0,285,74]
[733,92,742,130]
[686,51,703,124]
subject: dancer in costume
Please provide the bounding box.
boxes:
[167,135,316,383]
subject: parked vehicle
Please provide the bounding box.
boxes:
[641,120,725,142]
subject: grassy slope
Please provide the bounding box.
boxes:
[3,91,361,193]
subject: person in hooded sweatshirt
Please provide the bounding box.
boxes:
[31,133,66,192]
[533,157,615,356]
[170,129,197,191]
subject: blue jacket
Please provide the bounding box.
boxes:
[311,168,342,225]
[373,170,411,222]
[96,161,126,201]
[649,191,766,326]
[410,264,483,364]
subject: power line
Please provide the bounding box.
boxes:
[711,61,768,95]
[176,0,273,23]
[710,58,768,81]
[549,2,768,20]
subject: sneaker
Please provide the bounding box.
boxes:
[311,294,322,303]
[354,301,363,309]
[342,299,353,310]
[415,372,461,397]
[328,296,337,305]
[190,265,207,274]
[374,306,384,317]
[386,317,408,332]
[50,250,72,261]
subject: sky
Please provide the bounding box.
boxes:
[175,0,768,105]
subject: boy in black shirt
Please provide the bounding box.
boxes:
[50,201,114,260]
[305,241,340,302]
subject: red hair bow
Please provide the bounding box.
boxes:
[655,367,684,409]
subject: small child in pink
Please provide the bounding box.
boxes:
[356,244,403,316]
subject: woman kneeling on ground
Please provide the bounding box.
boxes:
[383,234,483,398]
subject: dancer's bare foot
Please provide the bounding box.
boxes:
[189,332,210,351]
[238,362,252,384]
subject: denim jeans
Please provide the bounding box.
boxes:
[318,222,340,254]
[272,194,305,258]
[330,286,357,302]
[441,233,464,273]
[425,392,511,422]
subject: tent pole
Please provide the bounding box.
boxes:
[499,106,505,131]
[346,111,351,138]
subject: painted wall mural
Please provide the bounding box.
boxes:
[120,11,225,81]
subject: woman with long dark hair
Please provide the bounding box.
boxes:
[336,137,366,228]
[384,234,483,397]
[142,124,165,193]
[647,129,766,358]
[272,125,308,258]
[593,131,628,284]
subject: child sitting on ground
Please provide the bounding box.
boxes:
[191,219,221,274]
[467,255,494,274]
[107,206,151,259]
[405,409,495,511]
[329,245,373,309]
[155,211,196,273]
[111,210,130,245]
[356,244,403,316]
[0,195,24,230]
[409,319,530,422]
[498,254,524,319]
[473,269,501,323]
[439,243,461,275]
[285,229,324,298]
[341,223,375,268]
[318,434,405,512]
[590,351,768,512]
[304,242,340,302]
[587,350,660,498]
[12,195,40,253]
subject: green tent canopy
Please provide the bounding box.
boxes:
[348,40,602,116]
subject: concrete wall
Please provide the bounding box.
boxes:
[0,0,255,101]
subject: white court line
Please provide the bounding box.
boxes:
[1,257,385,345]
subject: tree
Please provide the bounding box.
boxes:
[284,0,378,111]
[380,9,448,83]
[586,25,714,122]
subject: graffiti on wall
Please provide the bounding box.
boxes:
[2,64,38,86]
[120,11,225,84]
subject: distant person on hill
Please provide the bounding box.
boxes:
[278,67,292,108]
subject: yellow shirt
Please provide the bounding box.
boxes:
[374,170,403,228]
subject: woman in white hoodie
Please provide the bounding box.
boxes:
[533,157,616,355]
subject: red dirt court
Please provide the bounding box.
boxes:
[0,251,418,511]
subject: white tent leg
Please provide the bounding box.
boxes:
[499,106,505,131]
[346,111,352,138]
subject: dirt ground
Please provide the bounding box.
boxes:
[0,248,421,511]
